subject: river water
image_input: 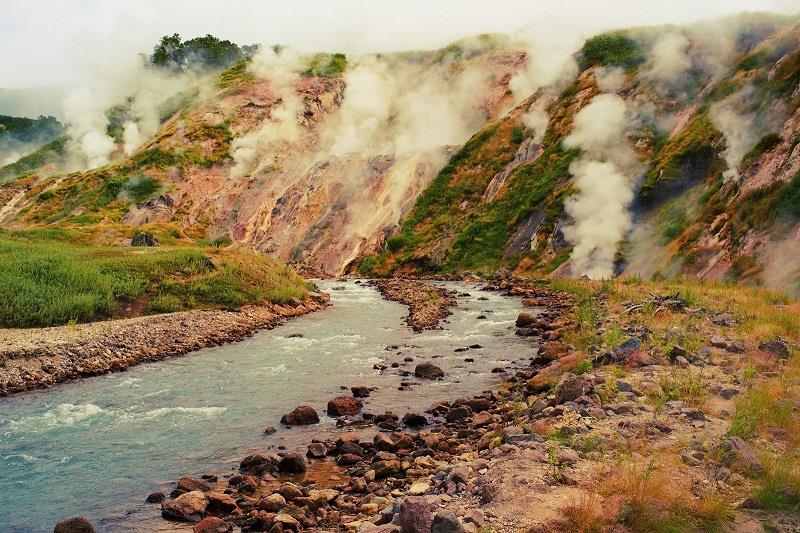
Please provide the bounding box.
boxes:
[0,280,534,532]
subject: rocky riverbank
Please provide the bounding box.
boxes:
[57,276,800,532]
[0,293,329,396]
[116,281,577,532]
[371,279,457,332]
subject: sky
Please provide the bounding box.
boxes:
[2,0,799,89]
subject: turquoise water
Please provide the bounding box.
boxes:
[0,281,532,532]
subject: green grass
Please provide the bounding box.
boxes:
[0,234,309,328]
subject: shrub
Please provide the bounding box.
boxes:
[579,33,644,70]
[386,235,407,252]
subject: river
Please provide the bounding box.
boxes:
[0,280,534,532]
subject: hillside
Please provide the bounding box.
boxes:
[361,14,800,295]
[0,35,524,276]
[1,16,799,293]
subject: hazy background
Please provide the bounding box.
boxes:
[3,0,799,91]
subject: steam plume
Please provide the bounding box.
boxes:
[562,93,638,279]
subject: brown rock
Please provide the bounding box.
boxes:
[206,492,237,516]
[280,405,320,426]
[398,496,435,533]
[327,396,362,416]
[194,517,232,533]
[415,362,444,379]
[162,491,209,522]
[371,460,402,479]
[177,476,212,492]
[54,517,96,533]
[554,373,590,404]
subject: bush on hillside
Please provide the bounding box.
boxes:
[578,33,644,70]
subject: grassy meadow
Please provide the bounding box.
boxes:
[0,231,309,328]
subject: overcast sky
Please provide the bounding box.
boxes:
[2,0,799,89]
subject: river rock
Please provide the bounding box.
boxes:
[260,493,287,512]
[472,411,493,428]
[351,386,371,398]
[373,433,396,451]
[415,362,444,379]
[328,396,363,416]
[146,491,166,503]
[206,492,237,516]
[162,491,209,522]
[307,442,327,458]
[554,373,591,404]
[280,405,320,425]
[445,405,472,422]
[278,453,307,474]
[178,476,212,492]
[54,517,96,533]
[194,517,232,533]
[515,312,537,328]
[276,482,304,500]
[402,413,428,427]
[371,460,402,479]
[397,496,434,533]
[432,510,466,533]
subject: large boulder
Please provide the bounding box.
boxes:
[515,312,537,328]
[554,373,591,405]
[280,405,320,426]
[397,496,435,533]
[327,396,363,416]
[415,362,444,379]
[162,491,209,522]
[54,517,96,533]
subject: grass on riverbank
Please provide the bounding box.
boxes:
[0,232,309,328]
[540,276,800,529]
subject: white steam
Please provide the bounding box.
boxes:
[319,54,491,158]
[63,63,200,169]
[645,32,692,84]
[230,47,305,177]
[508,30,579,102]
[562,93,639,279]
[63,87,117,169]
[521,99,549,143]
[710,84,784,181]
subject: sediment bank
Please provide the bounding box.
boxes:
[371,279,457,332]
[0,292,329,396]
